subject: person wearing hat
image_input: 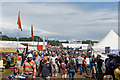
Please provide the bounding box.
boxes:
[6,65,26,80]
[22,53,36,79]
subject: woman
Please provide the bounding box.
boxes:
[96,54,104,73]
[6,65,26,80]
[67,59,77,80]
[60,60,67,79]
[91,55,97,78]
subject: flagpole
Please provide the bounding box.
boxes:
[16,11,22,65]
[33,36,34,50]
[16,12,20,65]
[17,26,19,49]
[31,24,34,51]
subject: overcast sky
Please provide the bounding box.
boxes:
[1,0,119,2]
[0,2,118,41]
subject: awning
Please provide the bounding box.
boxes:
[20,43,29,46]
[0,48,18,53]
[20,43,32,46]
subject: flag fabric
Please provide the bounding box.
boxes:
[17,11,22,31]
[31,25,33,38]
[43,36,46,50]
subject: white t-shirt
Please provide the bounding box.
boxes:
[50,56,58,65]
[85,58,90,65]
[77,56,83,64]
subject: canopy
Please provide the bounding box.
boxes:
[0,48,18,53]
[0,43,9,48]
[5,43,26,49]
[93,29,120,51]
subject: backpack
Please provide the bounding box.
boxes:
[61,63,66,70]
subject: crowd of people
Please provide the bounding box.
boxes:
[5,47,120,80]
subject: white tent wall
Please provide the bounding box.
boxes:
[0,41,47,50]
[0,42,9,48]
[0,41,26,49]
[62,43,88,50]
[5,43,26,49]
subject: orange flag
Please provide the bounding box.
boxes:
[31,25,33,38]
[17,11,22,31]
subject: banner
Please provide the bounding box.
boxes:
[17,11,22,31]
[31,25,33,38]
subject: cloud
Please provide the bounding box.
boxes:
[1,0,119,2]
[1,2,118,40]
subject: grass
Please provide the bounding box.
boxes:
[2,69,13,78]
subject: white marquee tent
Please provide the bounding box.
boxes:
[92,29,120,59]
[93,29,120,51]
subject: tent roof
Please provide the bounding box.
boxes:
[93,29,120,51]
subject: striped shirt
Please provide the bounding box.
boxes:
[22,60,36,76]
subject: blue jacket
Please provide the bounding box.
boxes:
[6,73,26,80]
[7,55,11,62]
[39,60,52,77]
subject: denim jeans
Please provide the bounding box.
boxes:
[85,65,90,75]
[77,64,82,74]
[69,70,75,80]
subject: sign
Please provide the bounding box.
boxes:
[18,48,24,54]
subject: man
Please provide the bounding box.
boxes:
[22,53,36,79]
[34,51,41,76]
[76,54,83,75]
[116,52,120,64]
[21,52,26,65]
[114,63,120,80]
[49,52,58,77]
[83,56,90,75]
[86,56,90,75]
[105,54,111,75]
[39,55,52,80]
[6,53,11,69]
